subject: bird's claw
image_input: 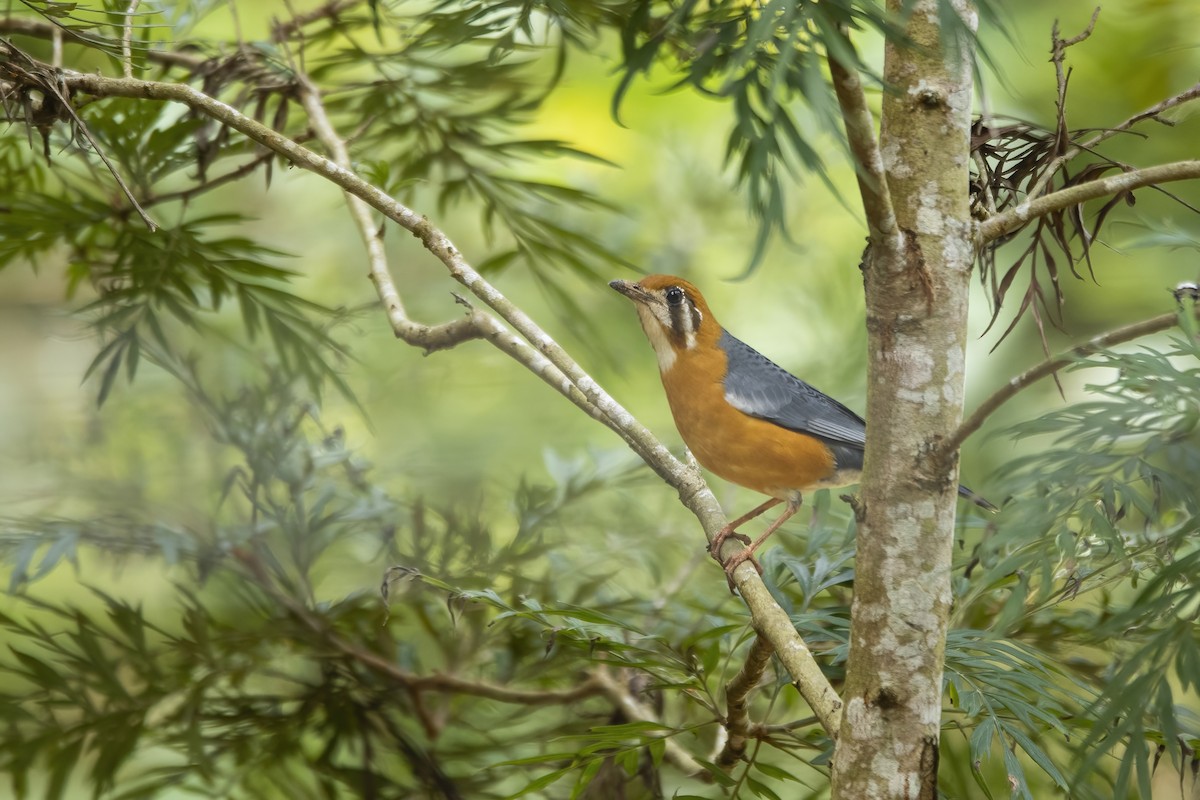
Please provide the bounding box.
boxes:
[720,547,763,594]
[709,527,761,593]
[708,529,751,557]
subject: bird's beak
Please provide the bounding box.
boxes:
[609,279,654,306]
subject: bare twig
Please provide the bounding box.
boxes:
[1024,8,1101,202]
[1019,15,1200,213]
[942,308,1200,456]
[1085,83,1200,148]
[715,635,774,770]
[47,65,844,738]
[978,160,1200,245]
[121,0,140,79]
[143,148,278,208]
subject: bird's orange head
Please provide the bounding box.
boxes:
[609,275,722,372]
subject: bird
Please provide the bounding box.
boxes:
[610,274,995,584]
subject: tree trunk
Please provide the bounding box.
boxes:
[830,2,977,798]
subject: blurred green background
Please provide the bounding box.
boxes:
[3,0,1196,542]
[1,0,1198,796]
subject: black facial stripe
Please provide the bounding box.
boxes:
[666,293,702,338]
[668,297,692,336]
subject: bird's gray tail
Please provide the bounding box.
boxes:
[958,484,998,513]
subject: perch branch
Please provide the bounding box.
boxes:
[46,66,843,737]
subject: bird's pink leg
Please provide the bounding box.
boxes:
[722,498,802,583]
[708,497,783,563]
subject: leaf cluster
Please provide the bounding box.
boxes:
[1,0,630,401]
[953,314,1200,797]
[0,355,877,798]
[613,0,898,271]
[972,118,1146,349]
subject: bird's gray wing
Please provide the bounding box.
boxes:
[719,331,866,466]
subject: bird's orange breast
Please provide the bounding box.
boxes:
[659,343,837,499]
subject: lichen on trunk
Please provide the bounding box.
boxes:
[830,1,978,798]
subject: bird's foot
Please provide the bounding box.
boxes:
[708,527,751,561]
[720,547,763,594]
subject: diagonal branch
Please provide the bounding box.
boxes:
[50,66,844,738]
[1026,81,1200,200]
[977,160,1200,245]
[942,307,1200,457]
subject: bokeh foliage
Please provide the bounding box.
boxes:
[1,0,1199,798]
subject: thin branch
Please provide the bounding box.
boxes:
[715,635,774,770]
[589,668,705,777]
[1056,7,1101,50]
[121,0,140,79]
[296,76,456,346]
[1020,14,1200,207]
[272,0,359,40]
[828,40,898,241]
[407,671,605,706]
[48,65,844,738]
[1083,83,1200,150]
[142,148,278,208]
[942,307,1199,456]
[977,160,1200,244]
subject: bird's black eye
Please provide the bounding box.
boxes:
[665,286,685,306]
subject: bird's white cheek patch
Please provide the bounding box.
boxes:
[637,308,678,372]
[654,342,678,372]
